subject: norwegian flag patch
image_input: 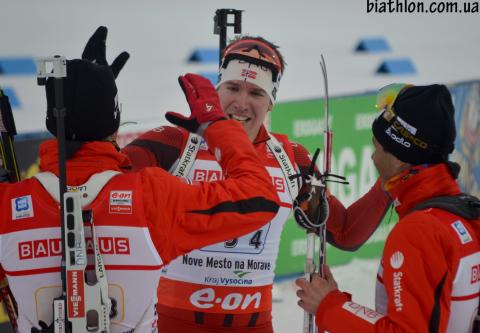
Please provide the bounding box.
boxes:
[241,69,257,79]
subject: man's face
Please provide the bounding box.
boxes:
[217,80,272,142]
[371,136,405,183]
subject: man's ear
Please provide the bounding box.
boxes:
[268,101,273,112]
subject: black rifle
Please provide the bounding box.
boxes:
[37,56,71,333]
[36,56,110,333]
[213,9,242,67]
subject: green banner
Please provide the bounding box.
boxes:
[271,94,396,276]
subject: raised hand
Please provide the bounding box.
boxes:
[166,74,226,135]
[82,26,129,78]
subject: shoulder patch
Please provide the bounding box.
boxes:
[109,191,133,214]
[451,220,472,244]
[11,195,34,220]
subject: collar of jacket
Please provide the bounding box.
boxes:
[253,125,271,145]
[39,139,132,186]
[385,163,461,218]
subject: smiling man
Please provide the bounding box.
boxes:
[123,36,391,333]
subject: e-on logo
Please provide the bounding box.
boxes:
[189,288,261,311]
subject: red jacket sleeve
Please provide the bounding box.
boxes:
[292,142,391,251]
[326,179,391,250]
[122,125,186,172]
[141,120,280,264]
[316,212,456,332]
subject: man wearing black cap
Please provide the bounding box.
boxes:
[296,84,480,332]
[0,32,280,332]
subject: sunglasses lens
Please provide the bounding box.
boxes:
[224,40,283,73]
[376,83,410,112]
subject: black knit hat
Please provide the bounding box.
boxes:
[372,84,456,165]
[45,59,120,141]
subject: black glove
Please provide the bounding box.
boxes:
[82,26,130,78]
[166,74,226,135]
[293,181,329,231]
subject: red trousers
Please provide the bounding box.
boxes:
[157,305,274,333]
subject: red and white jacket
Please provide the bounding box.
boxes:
[0,120,279,333]
[316,164,480,333]
[123,125,391,319]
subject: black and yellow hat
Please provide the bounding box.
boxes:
[372,84,456,165]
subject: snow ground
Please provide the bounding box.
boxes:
[272,258,379,333]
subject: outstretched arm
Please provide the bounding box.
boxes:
[326,179,391,251]
[292,143,391,251]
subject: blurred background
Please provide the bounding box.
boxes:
[1,0,479,331]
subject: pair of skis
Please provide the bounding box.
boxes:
[302,56,347,333]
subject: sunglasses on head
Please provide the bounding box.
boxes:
[375,83,412,122]
[222,39,283,82]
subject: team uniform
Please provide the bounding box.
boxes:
[0,120,280,332]
[123,124,391,332]
[315,163,480,332]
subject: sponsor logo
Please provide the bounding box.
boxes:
[233,270,251,278]
[385,127,411,148]
[452,220,472,244]
[204,276,253,286]
[342,301,384,324]
[152,126,165,133]
[390,251,404,269]
[193,169,223,182]
[177,143,198,177]
[11,195,34,220]
[241,68,257,79]
[53,299,66,331]
[272,176,285,192]
[18,237,130,260]
[67,270,85,318]
[205,103,214,112]
[393,271,404,312]
[276,151,297,193]
[396,116,417,135]
[471,264,480,284]
[67,185,87,192]
[199,137,208,150]
[109,191,133,214]
[190,288,261,311]
[392,120,427,149]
